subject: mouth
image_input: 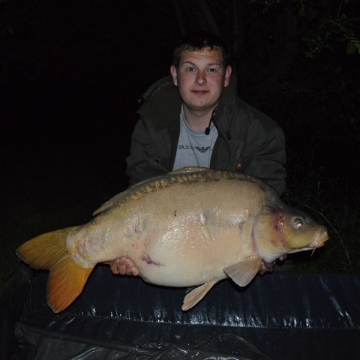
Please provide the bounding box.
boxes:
[310,230,329,256]
[192,90,209,95]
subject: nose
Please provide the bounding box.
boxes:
[196,71,207,85]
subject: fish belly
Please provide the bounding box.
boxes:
[121,182,258,287]
[135,225,254,287]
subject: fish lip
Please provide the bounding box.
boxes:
[310,230,329,249]
[309,230,329,256]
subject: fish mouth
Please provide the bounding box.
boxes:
[285,229,329,256]
[310,230,329,256]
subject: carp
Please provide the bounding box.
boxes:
[17,167,328,313]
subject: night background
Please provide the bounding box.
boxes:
[1,0,360,284]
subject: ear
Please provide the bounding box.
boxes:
[224,65,232,87]
[170,65,178,86]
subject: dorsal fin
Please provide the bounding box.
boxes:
[93,167,211,216]
[93,167,270,216]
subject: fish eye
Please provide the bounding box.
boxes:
[293,218,304,229]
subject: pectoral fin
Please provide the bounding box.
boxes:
[182,280,218,311]
[224,256,262,287]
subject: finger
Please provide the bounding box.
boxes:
[118,258,128,275]
[109,260,120,274]
[131,266,139,276]
[258,261,276,274]
[258,263,267,275]
[124,258,139,276]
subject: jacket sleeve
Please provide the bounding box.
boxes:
[125,118,170,187]
[242,126,287,196]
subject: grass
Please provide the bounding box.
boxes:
[1,164,359,287]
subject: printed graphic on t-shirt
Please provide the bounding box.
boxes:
[173,135,216,170]
[177,145,211,153]
[173,105,218,170]
[195,146,211,153]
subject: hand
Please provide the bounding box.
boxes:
[258,255,287,275]
[105,257,139,276]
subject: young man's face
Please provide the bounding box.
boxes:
[170,47,232,114]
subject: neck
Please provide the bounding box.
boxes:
[183,106,217,131]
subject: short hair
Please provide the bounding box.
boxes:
[172,31,230,69]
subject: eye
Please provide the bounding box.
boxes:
[186,67,196,72]
[207,67,220,73]
[293,218,304,229]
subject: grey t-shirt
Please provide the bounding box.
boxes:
[173,105,218,170]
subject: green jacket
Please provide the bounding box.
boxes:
[126,75,287,195]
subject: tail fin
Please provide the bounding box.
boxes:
[16,227,94,313]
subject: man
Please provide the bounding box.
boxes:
[110,32,287,276]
